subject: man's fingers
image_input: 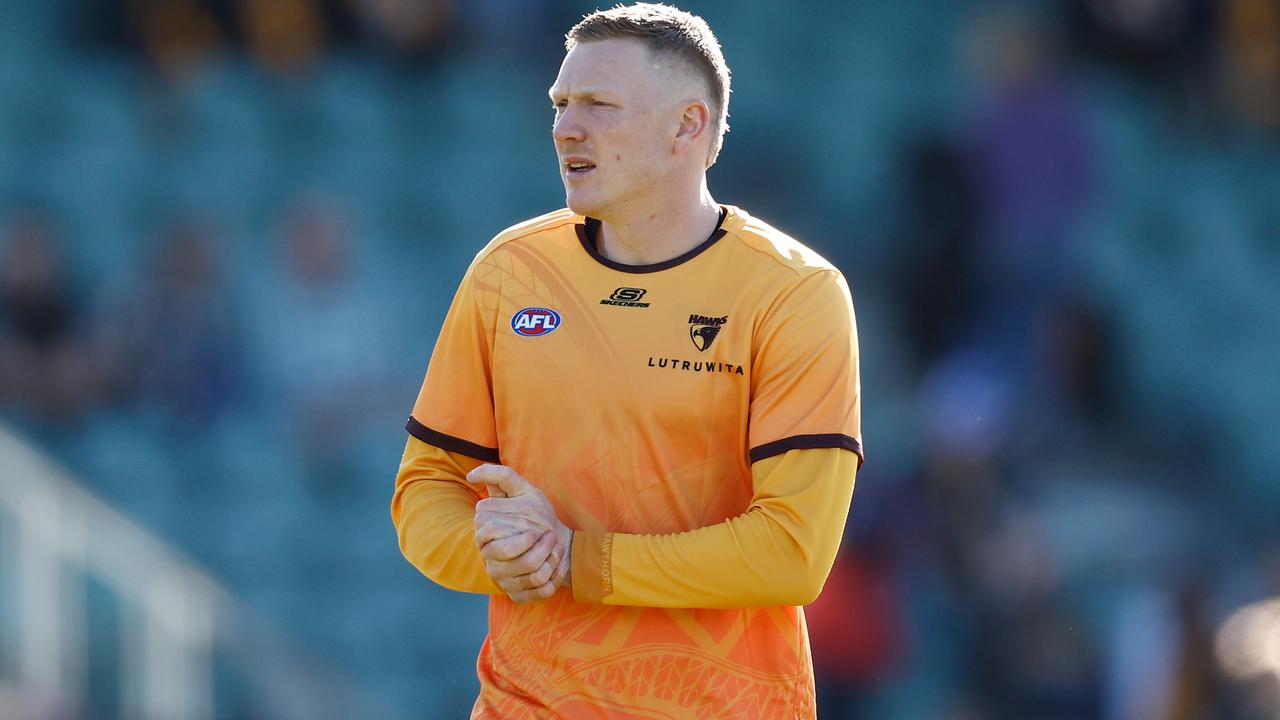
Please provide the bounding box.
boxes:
[525,558,555,587]
[475,517,534,546]
[526,582,561,602]
[474,520,504,546]
[494,545,562,603]
[476,499,555,536]
[496,570,555,595]
[479,529,541,561]
[499,561,552,592]
[509,532,557,575]
[466,464,533,499]
[485,531,556,578]
[504,581,560,604]
[549,551,570,588]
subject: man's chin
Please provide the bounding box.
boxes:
[566,195,603,218]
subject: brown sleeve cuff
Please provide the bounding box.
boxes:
[570,531,614,604]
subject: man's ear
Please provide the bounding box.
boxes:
[673,99,711,156]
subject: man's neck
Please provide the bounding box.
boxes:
[595,186,721,266]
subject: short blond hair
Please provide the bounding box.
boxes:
[566,3,731,165]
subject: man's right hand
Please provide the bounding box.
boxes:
[469,464,571,603]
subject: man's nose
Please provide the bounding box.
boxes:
[553,108,584,143]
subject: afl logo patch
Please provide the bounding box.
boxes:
[511,307,561,336]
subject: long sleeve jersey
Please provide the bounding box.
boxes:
[393,206,862,719]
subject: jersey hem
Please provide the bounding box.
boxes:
[405,416,500,464]
[748,434,863,467]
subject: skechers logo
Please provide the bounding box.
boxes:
[688,314,727,352]
[511,307,561,336]
[600,287,650,308]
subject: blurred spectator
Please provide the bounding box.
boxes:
[1218,0,1280,133]
[1213,540,1280,719]
[81,1,353,80]
[250,193,396,496]
[1113,572,1252,720]
[89,0,459,78]
[1066,0,1214,80]
[1040,296,1114,421]
[808,522,905,719]
[128,0,229,79]
[1164,577,1227,720]
[454,0,562,63]
[893,136,981,371]
[237,0,335,77]
[0,206,102,426]
[1066,0,1219,129]
[964,497,1100,718]
[1108,585,1182,720]
[351,0,457,65]
[900,352,1106,717]
[981,596,1102,719]
[99,214,245,427]
[964,7,1094,385]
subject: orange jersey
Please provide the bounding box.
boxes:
[393,205,862,718]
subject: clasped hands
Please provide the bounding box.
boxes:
[468,464,573,603]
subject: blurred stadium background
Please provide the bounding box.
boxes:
[1,0,1279,718]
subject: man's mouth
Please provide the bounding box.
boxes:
[564,159,596,175]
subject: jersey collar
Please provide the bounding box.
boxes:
[576,207,728,274]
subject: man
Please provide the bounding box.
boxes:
[392,4,862,717]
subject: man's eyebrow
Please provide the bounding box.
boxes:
[547,88,615,101]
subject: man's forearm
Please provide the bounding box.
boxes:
[392,437,503,595]
[570,447,858,608]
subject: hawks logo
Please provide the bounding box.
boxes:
[689,313,727,352]
[511,307,561,336]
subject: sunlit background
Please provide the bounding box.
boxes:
[1,0,1279,718]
